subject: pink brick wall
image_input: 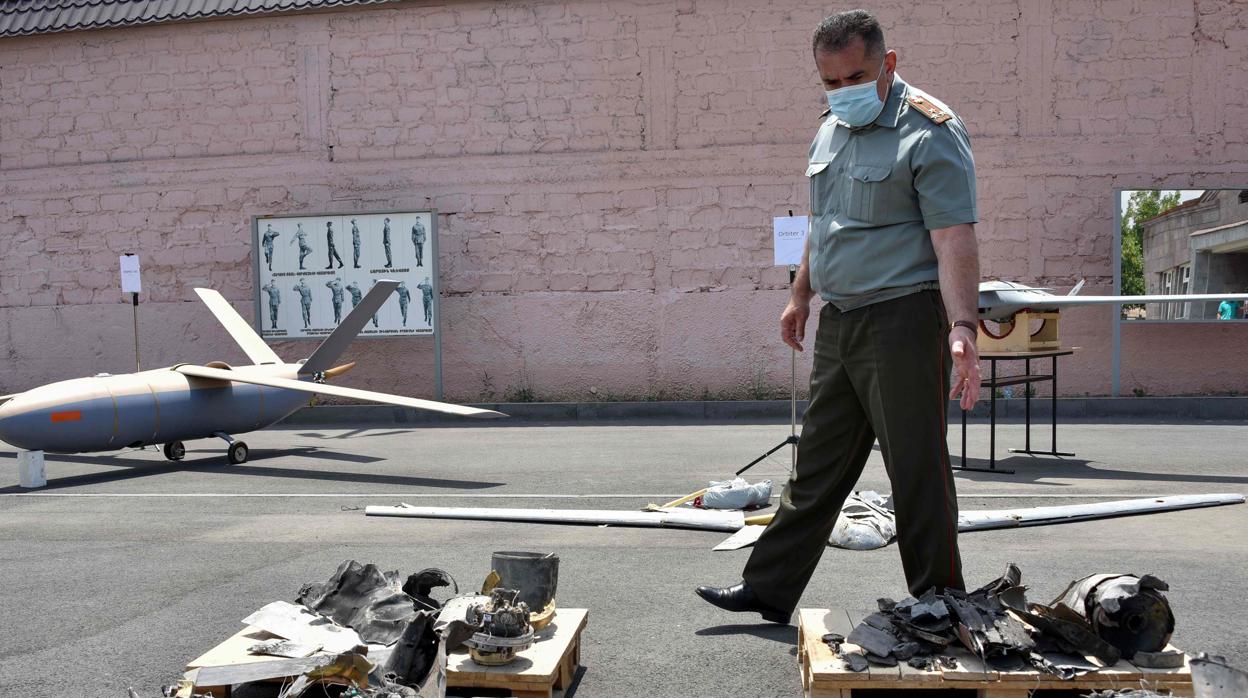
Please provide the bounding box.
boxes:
[1,0,1246,401]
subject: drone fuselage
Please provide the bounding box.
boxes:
[0,365,309,453]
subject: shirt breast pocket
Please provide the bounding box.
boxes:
[806,161,831,216]
[845,164,892,223]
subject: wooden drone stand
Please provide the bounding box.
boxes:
[976,311,1060,353]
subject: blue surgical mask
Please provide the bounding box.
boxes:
[825,58,888,127]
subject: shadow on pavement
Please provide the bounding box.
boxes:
[184,446,385,464]
[951,453,1248,486]
[694,623,797,646]
[0,449,506,492]
[294,429,412,440]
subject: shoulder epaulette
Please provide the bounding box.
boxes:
[906,94,952,124]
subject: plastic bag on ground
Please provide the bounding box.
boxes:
[698,478,772,510]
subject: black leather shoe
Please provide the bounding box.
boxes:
[695,581,790,624]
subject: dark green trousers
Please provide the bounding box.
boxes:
[743,290,964,611]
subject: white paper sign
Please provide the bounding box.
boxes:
[773,216,808,266]
[119,254,141,293]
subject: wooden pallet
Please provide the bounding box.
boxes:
[798,608,1194,697]
[185,608,587,698]
[447,608,587,698]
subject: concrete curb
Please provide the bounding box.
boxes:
[280,397,1248,426]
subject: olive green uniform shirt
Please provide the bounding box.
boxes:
[806,75,977,311]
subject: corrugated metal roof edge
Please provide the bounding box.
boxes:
[0,0,400,37]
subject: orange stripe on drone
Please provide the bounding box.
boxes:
[50,410,82,423]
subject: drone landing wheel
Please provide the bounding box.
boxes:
[162,441,186,461]
[227,441,249,465]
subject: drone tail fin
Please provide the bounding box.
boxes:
[300,280,398,375]
[194,288,282,365]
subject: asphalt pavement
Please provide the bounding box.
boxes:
[1,419,1246,697]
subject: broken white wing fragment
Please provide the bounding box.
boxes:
[365,493,1244,552]
[241,601,361,654]
[365,504,747,532]
[173,364,504,418]
[713,526,765,551]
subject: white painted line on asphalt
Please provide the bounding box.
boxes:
[1,492,1174,499]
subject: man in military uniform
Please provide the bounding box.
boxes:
[396,281,412,326]
[261,224,280,272]
[293,278,313,328]
[416,276,434,325]
[696,10,982,623]
[261,281,281,329]
[345,280,364,315]
[351,218,362,268]
[369,279,380,327]
[382,217,393,269]
[411,219,427,267]
[289,223,313,271]
[326,278,345,324]
[325,221,345,269]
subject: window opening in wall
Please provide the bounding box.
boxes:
[1178,264,1191,319]
[1161,269,1174,319]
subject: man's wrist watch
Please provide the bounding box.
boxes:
[951,320,977,333]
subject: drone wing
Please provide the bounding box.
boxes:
[958,493,1244,532]
[1036,292,1248,307]
[365,504,747,531]
[172,364,504,418]
[194,288,283,365]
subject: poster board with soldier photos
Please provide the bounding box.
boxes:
[251,210,439,340]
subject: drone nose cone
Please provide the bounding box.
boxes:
[0,396,28,448]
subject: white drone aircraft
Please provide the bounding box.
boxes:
[0,281,502,466]
[976,279,1248,322]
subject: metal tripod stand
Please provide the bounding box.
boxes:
[737,265,800,477]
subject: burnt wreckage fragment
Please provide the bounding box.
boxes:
[829,564,1177,677]
[1052,573,1175,659]
[290,560,454,697]
[298,560,453,646]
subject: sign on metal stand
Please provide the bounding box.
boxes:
[736,213,810,476]
[120,253,142,373]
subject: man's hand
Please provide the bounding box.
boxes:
[948,326,981,410]
[781,296,812,352]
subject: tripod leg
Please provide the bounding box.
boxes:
[736,440,793,476]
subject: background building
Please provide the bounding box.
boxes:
[1141,190,1248,320]
[2,0,1247,399]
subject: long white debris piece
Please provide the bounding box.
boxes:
[365,503,748,532]
[365,493,1245,552]
[957,493,1245,532]
[712,493,1247,551]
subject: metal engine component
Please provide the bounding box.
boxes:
[490,551,559,613]
[464,588,535,666]
[1053,573,1175,659]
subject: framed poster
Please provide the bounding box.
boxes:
[251,210,439,340]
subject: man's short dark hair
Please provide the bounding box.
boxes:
[812,10,885,59]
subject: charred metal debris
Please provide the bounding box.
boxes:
[825,564,1177,679]
[165,554,564,697]
[288,560,452,698]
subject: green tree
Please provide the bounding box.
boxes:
[1120,190,1182,299]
